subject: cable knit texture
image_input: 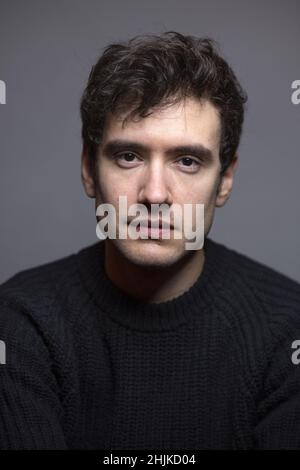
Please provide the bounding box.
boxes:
[1,237,300,449]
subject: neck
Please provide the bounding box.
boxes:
[104,241,205,303]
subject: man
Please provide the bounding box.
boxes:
[1,31,300,450]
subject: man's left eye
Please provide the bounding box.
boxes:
[178,157,201,168]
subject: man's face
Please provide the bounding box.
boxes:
[82,97,234,268]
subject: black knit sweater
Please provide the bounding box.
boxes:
[1,237,300,450]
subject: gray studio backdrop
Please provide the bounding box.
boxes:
[0,0,299,283]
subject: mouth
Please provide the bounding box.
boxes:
[134,219,174,230]
[134,220,174,240]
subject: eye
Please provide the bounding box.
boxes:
[115,152,140,166]
[177,156,201,171]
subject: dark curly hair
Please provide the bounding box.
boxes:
[80,31,247,175]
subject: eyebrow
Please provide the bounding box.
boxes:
[101,139,215,163]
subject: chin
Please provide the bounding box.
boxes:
[113,238,186,269]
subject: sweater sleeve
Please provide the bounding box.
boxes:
[253,312,300,449]
[0,299,68,449]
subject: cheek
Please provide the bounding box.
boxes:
[182,175,219,229]
[96,164,133,205]
[185,173,219,206]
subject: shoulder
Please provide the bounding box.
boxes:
[0,243,97,333]
[207,237,300,307]
[206,238,300,396]
[0,251,86,439]
[206,237,300,343]
[222,239,299,305]
[0,250,75,307]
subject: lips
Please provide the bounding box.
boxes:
[141,219,174,229]
[127,217,175,232]
[129,219,174,232]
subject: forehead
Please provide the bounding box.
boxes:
[101,97,221,154]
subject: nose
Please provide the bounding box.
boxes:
[138,160,172,206]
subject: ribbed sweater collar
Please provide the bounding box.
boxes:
[75,237,230,332]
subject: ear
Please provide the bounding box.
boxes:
[81,146,96,198]
[215,154,239,208]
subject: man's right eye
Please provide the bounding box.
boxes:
[115,152,139,164]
